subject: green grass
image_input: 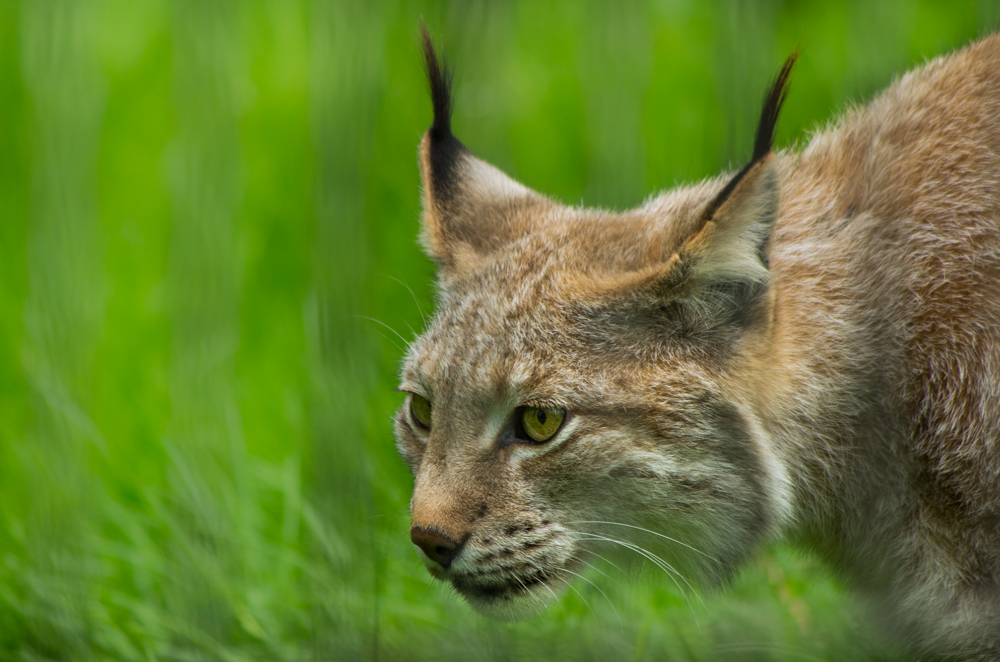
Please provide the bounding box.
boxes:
[0,1,996,660]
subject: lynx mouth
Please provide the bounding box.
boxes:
[451,569,558,601]
[449,569,565,620]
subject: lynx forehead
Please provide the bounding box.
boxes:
[395,28,1000,660]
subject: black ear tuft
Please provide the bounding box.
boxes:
[421,24,453,141]
[418,24,467,209]
[751,48,798,163]
[700,49,798,223]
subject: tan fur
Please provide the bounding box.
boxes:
[396,35,1000,659]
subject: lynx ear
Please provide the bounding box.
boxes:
[418,28,547,275]
[591,51,796,333]
[657,51,796,329]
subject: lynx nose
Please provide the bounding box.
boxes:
[410,526,461,568]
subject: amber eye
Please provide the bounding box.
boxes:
[410,393,432,430]
[521,406,566,442]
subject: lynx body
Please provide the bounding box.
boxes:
[394,32,1000,660]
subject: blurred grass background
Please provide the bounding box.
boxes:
[0,1,997,660]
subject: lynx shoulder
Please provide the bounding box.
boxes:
[394,30,1000,660]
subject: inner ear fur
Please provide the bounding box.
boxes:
[671,154,780,298]
[659,155,780,332]
[418,27,548,275]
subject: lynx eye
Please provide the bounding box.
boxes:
[521,406,566,442]
[410,394,432,430]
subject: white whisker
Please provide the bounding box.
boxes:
[576,532,697,598]
[560,566,622,628]
[579,549,626,579]
[569,519,717,562]
[574,532,703,625]
[568,551,622,587]
[560,571,598,619]
[384,275,427,329]
[508,566,562,610]
[352,315,412,351]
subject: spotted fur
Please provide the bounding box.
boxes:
[396,30,1000,659]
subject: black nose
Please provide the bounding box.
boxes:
[410,526,461,568]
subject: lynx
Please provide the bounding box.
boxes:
[394,29,1000,660]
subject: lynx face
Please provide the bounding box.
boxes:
[395,248,791,618]
[395,31,795,618]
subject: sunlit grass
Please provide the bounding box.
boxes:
[0,1,994,660]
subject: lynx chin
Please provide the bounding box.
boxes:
[394,28,1000,660]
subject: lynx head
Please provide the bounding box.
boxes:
[394,28,797,620]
